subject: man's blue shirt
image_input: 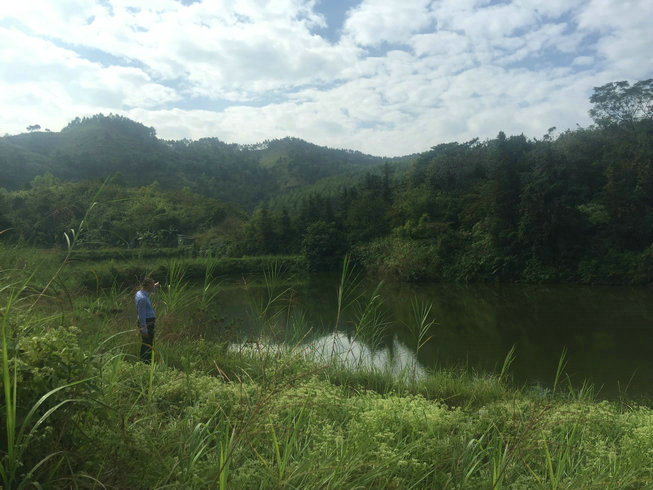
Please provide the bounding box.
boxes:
[135,289,155,325]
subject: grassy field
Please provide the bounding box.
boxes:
[1,246,653,488]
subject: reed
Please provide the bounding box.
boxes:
[159,259,192,315]
[498,345,516,383]
[407,299,436,378]
[553,346,568,394]
[487,426,510,490]
[174,412,221,487]
[218,423,235,490]
[199,260,222,311]
[348,281,386,365]
[266,408,305,482]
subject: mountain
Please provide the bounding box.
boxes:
[0,114,407,210]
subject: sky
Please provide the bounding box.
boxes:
[1,0,652,157]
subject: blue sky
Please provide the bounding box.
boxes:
[1,0,652,156]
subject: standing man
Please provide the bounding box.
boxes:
[135,277,159,363]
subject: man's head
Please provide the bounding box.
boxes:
[142,277,156,292]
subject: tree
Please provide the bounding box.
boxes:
[301,221,345,271]
[518,143,584,263]
[488,132,529,250]
[26,124,41,132]
[589,79,653,128]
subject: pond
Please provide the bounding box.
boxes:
[204,273,653,398]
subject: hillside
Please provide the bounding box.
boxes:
[2,80,653,285]
[0,114,400,210]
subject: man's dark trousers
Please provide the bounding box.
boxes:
[140,317,155,363]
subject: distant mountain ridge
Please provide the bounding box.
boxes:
[0,114,409,210]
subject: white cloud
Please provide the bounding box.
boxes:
[3,0,354,99]
[343,0,433,47]
[0,0,652,155]
[573,56,594,66]
[576,0,653,80]
[0,26,180,133]
[0,27,179,108]
[410,31,472,58]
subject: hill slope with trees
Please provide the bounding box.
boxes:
[0,114,401,210]
[242,80,653,282]
[1,79,652,284]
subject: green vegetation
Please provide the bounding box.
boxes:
[2,80,653,284]
[1,249,653,488]
[248,117,653,283]
[1,82,653,484]
[0,115,398,211]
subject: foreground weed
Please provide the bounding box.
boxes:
[449,434,486,488]
[200,260,222,310]
[553,347,568,395]
[147,349,157,402]
[499,345,516,383]
[349,281,386,363]
[160,260,191,315]
[1,281,92,488]
[173,413,222,487]
[218,423,235,490]
[488,427,510,490]
[0,186,108,487]
[407,299,436,378]
[539,423,583,490]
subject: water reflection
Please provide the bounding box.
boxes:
[232,332,426,379]
[307,332,426,377]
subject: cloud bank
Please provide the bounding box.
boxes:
[1,0,652,156]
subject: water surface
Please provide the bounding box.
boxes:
[208,274,653,398]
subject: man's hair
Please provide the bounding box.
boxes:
[142,277,155,288]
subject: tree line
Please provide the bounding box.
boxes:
[243,80,653,283]
[1,79,652,284]
[0,114,393,211]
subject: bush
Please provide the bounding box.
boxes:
[356,236,440,281]
[15,325,91,406]
[302,221,346,271]
[73,255,308,290]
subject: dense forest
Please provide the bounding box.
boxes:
[0,115,399,210]
[1,79,652,284]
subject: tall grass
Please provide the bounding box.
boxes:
[31,180,107,310]
[0,183,109,487]
[407,299,436,378]
[553,346,568,394]
[1,281,23,487]
[199,260,222,311]
[540,423,583,489]
[347,281,386,365]
[1,276,96,488]
[4,246,653,487]
[160,259,191,315]
[498,345,516,383]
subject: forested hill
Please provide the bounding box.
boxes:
[243,118,653,283]
[2,80,653,284]
[0,114,402,210]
